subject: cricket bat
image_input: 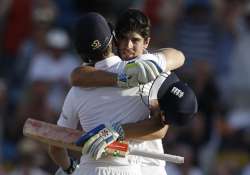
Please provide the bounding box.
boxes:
[23,118,184,163]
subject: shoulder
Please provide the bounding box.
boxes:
[65,87,81,102]
[102,56,126,73]
[67,87,89,96]
[136,53,166,69]
[63,87,92,109]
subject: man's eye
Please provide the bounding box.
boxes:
[132,38,140,42]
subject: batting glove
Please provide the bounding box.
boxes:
[117,60,162,88]
[117,72,139,88]
[137,60,162,82]
[76,123,124,160]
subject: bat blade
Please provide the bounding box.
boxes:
[23,118,128,156]
[23,118,184,163]
[23,118,83,152]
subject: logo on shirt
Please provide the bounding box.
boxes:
[91,40,101,50]
[171,87,184,98]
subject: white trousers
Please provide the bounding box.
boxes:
[73,163,141,175]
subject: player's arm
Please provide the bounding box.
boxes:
[49,89,79,173]
[76,108,168,160]
[48,146,71,170]
[122,116,168,140]
[48,146,78,174]
[70,65,117,87]
[153,48,185,71]
[70,48,185,87]
[76,106,169,160]
[122,99,168,140]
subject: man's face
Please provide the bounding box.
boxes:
[117,31,150,60]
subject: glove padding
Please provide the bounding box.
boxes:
[78,124,124,160]
[117,72,139,88]
[117,60,161,88]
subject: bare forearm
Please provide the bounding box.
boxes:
[48,145,70,170]
[155,48,185,71]
[136,126,168,140]
[70,66,117,87]
[122,117,168,140]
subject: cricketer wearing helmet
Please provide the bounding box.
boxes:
[48,12,166,175]
[68,9,197,175]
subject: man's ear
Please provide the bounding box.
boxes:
[144,37,151,49]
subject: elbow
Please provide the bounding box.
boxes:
[169,48,185,68]
[162,48,185,71]
[70,68,81,86]
[177,50,185,67]
[153,133,166,139]
[155,125,169,139]
[155,131,166,139]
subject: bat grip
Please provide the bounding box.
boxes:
[129,149,184,164]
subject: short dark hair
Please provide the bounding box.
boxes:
[115,9,151,40]
[80,43,112,64]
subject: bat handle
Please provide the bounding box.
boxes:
[129,149,184,164]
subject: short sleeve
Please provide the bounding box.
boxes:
[57,88,79,129]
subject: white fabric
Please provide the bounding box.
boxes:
[125,53,168,171]
[140,140,165,166]
[57,54,167,175]
[130,53,166,69]
[135,60,159,83]
[58,56,146,175]
[73,163,141,175]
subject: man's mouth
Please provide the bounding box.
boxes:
[123,49,135,58]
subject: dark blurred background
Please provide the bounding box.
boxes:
[0,0,250,174]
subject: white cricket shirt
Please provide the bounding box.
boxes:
[58,55,148,166]
[57,54,167,167]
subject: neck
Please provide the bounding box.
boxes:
[107,52,115,57]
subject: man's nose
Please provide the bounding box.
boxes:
[126,40,133,49]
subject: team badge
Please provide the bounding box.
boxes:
[171,86,184,98]
[91,40,101,50]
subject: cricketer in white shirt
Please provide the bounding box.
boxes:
[57,53,167,175]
